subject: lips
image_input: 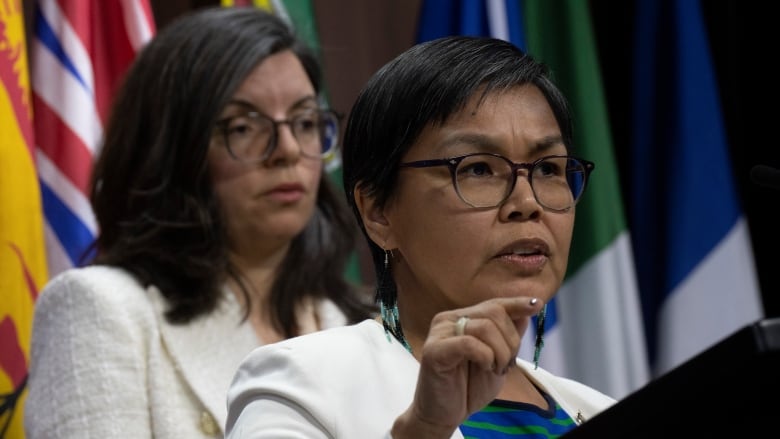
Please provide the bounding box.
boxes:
[496,238,550,258]
[266,182,306,203]
[495,238,550,274]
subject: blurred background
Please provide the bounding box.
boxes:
[3,0,777,436]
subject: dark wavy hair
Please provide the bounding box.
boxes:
[341,36,573,342]
[89,6,375,334]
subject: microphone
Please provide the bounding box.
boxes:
[750,165,780,191]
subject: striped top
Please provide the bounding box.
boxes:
[460,393,576,438]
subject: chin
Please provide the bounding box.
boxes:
[499,280,556,301]
[259,220,308,241]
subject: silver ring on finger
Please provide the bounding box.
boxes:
[454,316,470,337]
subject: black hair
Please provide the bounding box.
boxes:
[341,35,572,328]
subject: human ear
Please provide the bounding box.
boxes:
[353,184,397,249]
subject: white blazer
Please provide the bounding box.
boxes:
[226,319,617,439]
[24,265,347,438]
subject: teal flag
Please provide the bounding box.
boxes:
[630,0,762,375]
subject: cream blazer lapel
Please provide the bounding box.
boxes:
[519,358,617,425]
[149,285,258,434]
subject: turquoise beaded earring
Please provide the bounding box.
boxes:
[533,304,547,369]
[379,249,411,353]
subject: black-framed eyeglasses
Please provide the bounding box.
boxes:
[214,108,341,163]
[399,153,595,211]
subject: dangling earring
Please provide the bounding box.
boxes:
[378,249,412,353]
[533,304,547,369]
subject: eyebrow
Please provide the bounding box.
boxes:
[533,135,567,153]
[438,132,566,156]
[221,95,318,115]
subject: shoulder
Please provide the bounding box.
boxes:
[237,319,386,373]
[230,319,417,405]
[35,265,155,322]
[41,265,143,295]
[227,320,417,435]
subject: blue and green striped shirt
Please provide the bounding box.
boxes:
[460,393,576,438]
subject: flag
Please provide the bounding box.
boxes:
[32,0,155,279]
[416,0,525,46]
[416,0,650,399]
[0,1,48,436]
[631,0,763,376]
[221,0,322,61]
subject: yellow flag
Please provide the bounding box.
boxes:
[221,0,273,10]
[0,1,49,436]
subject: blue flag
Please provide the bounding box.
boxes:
[630,0,763,375]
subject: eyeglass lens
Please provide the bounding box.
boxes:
[454,155,587,210]
[223,110,338,162]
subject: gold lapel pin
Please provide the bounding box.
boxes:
[199,411,219,436]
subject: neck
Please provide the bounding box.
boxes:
[227,244,289,301]
[227,246,289,343]
[497,366,548,408]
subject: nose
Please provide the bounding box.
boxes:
[512,170,536,199]
[499,170,541,220]
[263,122,301,165]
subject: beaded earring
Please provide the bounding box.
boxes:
[378,249,412,353]
[533,304,547,369]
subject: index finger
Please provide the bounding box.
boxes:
[490,296,545,321]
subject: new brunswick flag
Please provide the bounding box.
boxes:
[0,1,48,437]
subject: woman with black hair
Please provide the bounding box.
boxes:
[227,35,615,439]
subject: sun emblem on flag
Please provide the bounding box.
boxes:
[1,0,34,146]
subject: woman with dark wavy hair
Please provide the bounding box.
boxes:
[25,7,374,438]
